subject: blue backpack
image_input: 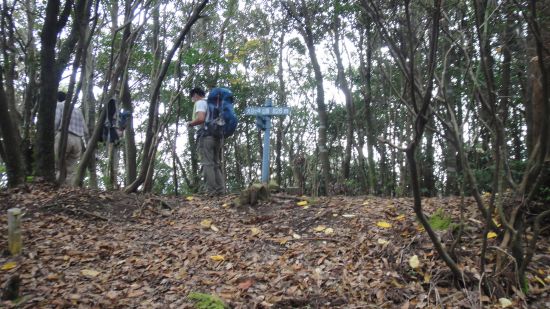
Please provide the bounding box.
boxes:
[204,87,238,138]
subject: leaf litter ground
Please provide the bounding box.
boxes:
[1,184,549,308]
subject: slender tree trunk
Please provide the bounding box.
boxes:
[57,0,92,184]
[359,28,378,194]
[82,41,98,188]
[122,78,137,184]
[332,14,354,180]
[22,0,38,176]
[304,26,329,193]
[124,0,208,193]
[140,3,163,193]
[275,29,286,186]
[422,128,436,196]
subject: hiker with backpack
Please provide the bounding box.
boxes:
[187,87,226,196]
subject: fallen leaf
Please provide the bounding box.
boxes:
[377,221,392,228]
[292,233,301,239]
[342,214,356,218]
[127,290,145,298]
[1,262,17,271]
[200,219,212,228]
[69,294,81,300]
[210,255,225,261]
[377,238,389,245]
[324,228,334,235]
[210,224,219,232]
[498,297,512,308]
[238,278,254,290]
[487,232,497,239]
[313,225,327,232]
[394,214,405,221]
[296,201,308,206]
[534,276,546,286]
[362,200,369,206]
[106,291,119,299]
[46,273,59,281]
[81,269,100,278]
[250,227,261,236]
[186,196,194,201]
[409,255,420,269]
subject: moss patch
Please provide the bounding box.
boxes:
[428,208,453,231]
[188,292,226,309]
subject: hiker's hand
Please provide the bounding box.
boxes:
[186,121,193,128]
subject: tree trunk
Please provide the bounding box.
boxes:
[0,69,25,187]
[0,4,22,131]
[22,0,38,176]
[304,24,329,192]
[36,0,64,181]
[140,3,163,193]
[332,13,354,180]
[422,128,436,196]
[275,29,286,186]
[519,0,550,196]
[122,78,137,184]
[82,27,98,188]
[359,28,378,194]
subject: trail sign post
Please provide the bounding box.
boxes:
[244,99,291,183]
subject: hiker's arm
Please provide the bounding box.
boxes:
[188,111,206,127]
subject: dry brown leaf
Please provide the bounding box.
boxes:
[127,290,145,298]
[81,269,100,278]
[238,278,254,290]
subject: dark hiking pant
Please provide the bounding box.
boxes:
[198,135,225,195]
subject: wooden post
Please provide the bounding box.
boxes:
[7,208,22,255]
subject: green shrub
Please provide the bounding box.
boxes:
[188,292,226,309]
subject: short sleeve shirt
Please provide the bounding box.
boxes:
[193,99,208,128]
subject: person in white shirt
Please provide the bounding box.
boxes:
[187,87,225,196]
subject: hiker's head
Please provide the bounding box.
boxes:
[189,87,206,102]
[57,91,66,102]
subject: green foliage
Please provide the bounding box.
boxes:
[428,208,453,231]
[287,38,306,55]
[188,292,226,309]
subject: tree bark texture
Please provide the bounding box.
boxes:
[0,68,25,187]
[36,0,64,181]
